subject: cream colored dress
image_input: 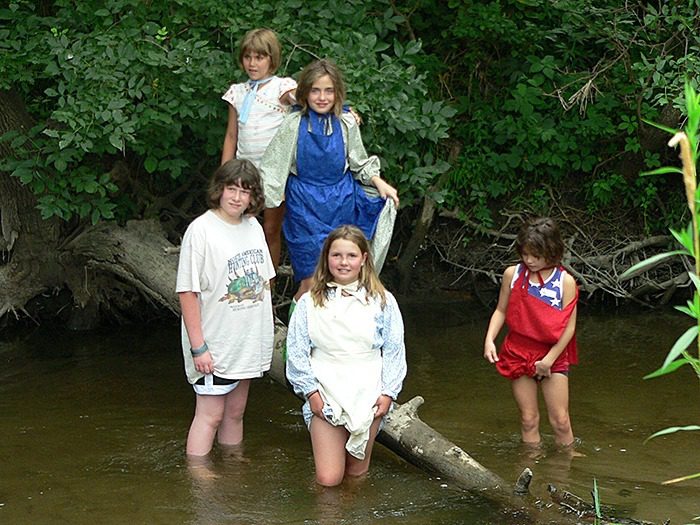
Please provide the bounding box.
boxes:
[286,283,407,460]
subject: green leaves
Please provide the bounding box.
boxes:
[636,81,700,486]
[2,0,455,221]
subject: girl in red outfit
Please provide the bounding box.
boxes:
[484,217,578,447]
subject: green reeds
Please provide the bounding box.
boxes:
[621,80,700,485]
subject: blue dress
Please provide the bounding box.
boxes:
[283,110,385,280]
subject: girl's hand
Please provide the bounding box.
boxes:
[349,107,363,126]
[484,341,499,363]
[371,177,400,208]
[534,359,552,379]
[193,351,214,375]
[308,391,325,420]
[373,394,393,418]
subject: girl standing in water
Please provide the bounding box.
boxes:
[483,217,578,447]
[177,159,275,456]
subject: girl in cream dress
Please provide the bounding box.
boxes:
[286,225,407,487]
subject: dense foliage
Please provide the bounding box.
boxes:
[397,0,700,229]
[2,0,700,234]
[0,0,452,224]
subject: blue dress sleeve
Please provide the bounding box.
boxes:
[379,292,407,400]
[285,295,320,398]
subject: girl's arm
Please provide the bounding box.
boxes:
[535,273,578,376]
[178,291,214,375]
[376,293,407,418]
[370,176,399,207]
[221,105,239,165]
[484,265,515,363]
[280,88,296,106]
[259,112,300,208]
[285,296,321,399]
[342,115,400,207]
[379,294,407,394]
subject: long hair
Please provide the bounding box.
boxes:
[309,225,387,307]
[238,28,281,74]
[207,159,265,216]
[515,217,565,265]
[295,59,346,117]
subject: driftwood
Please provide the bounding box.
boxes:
[414,196,685,307]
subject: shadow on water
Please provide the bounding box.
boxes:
[1,302,699,524]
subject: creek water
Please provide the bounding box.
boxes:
[1,300,698,524]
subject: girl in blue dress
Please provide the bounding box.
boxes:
[260,59,399,302]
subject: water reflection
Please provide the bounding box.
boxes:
[0,303,699,524]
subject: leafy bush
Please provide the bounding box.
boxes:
[401,0,700,229]
[0,0,454,223]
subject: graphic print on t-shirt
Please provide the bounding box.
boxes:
[218,248,268,305]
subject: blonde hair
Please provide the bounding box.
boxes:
[238,28,281,74]
[295,59,346,117]
[309,225,387,307]
[207,159,265,215]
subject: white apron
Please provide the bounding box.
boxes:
[308,285,382,459]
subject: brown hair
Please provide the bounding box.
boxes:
[309,225,387,307]
[238,28,281,74]
[207,159,265,215]
[295,59,346,117]
[515,217,565,265]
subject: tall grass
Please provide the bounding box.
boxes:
[621,81,700,485]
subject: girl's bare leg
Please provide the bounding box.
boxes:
[217,379,251,446]
[310,416,351,487]
[541,374,574,446]
[187,394,226,456]
[263,204,286,269]
[511,376,541,444]
[294,277,313,301]
[344,416,382,478]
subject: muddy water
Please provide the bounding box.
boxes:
[1,302,698,524]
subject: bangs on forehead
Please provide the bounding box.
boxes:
[244,40,270,56]
[520,242,544,256]
[224,174,253,189]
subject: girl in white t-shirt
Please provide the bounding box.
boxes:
[221,28,297,269]
[176,159,275,456]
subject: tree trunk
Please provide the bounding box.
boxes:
[0,90,64,319]
[0,90,179,325]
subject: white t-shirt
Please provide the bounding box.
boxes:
[221,75,297,168]
[176,211,275,383]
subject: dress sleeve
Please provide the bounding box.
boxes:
[285,295,320,398]
[342,113,381,185]
[379,292,407,399]
[221,82,240,107]
[278,76,297,100]
[259,112,300,208]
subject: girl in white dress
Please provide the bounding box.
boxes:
[220,28,297,269]
[286,225,407,486]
